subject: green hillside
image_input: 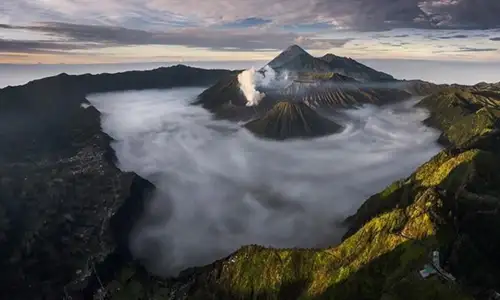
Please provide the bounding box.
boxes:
[97,84,500,300]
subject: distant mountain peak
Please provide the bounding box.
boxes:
[320,53,351,61]
[321,53,338,58]
[283,44,308,55]
[267,44,313,69]
[319,53,394,81]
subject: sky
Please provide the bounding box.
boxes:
[1,0,500,64]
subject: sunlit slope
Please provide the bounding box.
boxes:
[417,85,500,146]
[101,85,500,300]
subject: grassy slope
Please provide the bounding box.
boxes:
[417,86,500,146]
[101,85,500,300]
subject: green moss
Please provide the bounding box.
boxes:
[345,147,478,236]
[418,89,476,130]
[204,190,441,299]
[181,138,500,299]
[418,88,500,147]
[381,180,404,199]
[344,179,406,236]
[100,84,500,300]
[416,150,479,187]
[444,108,497,146]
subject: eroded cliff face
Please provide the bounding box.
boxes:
[0,103,137,299]
[0,66,233,299]
[96,85,500,300]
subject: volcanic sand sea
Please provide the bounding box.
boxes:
[87,88,443,276]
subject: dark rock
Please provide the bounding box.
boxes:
[103,82,500,300]
[319,53,395,82]
[244,101,342,140]
[0,65,233,299]
[267,45,395,82]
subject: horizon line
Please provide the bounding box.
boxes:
[2,57,500,66]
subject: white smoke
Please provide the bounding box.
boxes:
[237,65,291,106]
[87,88,442,277]
[237,67,266,106]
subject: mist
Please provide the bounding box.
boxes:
[236,65,428,107]
[237,65,291,105]
[87,88,442,277]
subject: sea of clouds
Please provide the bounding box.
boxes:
[87,87,442,277]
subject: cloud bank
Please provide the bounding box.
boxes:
[3,0,500,31]
[0,22,350,53]
[88,87,442,276]
[1,1,500,62]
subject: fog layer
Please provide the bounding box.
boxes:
[87,88,442,277]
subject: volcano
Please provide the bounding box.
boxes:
[195,67,410,118]
[267,45,334,73]
[279,72,410,108]
[319,53,394,82]
[194,45,443,140]
[268,45,394,82]
[245,101,342,140]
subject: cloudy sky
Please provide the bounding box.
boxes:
[1,0,500,63]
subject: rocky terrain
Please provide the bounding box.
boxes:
[279,72,411,109]
[96,77,500,300]
[268,45,394,82]
[195,46,446,124]
[2,46,499,300]
[244,102,342,140]
[0,65,234,299]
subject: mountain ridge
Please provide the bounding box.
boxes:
[3,55,500,299]
[0,65,234,299]
[195,45,445,123]
[267,44,310,69]
[267,44,395,82]
[98,83,500,300]
[319,53,395,82]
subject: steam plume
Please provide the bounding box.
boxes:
[88,88,442,277]
[237,65,291,106]
[237,67,266,106]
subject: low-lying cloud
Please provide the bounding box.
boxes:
[458,47,498,52]
[438,34,468,39]
[0,38,97,53]
[88,88,442,277]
